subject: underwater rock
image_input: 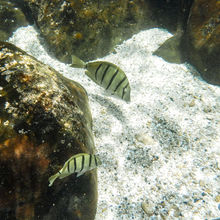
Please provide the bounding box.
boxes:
[23,0,154,63]
[185,0,220,85]
[153,0,220,85]
[0,0,29,41]
[0,41,97,220]
[153,31,184,64]
[148,0,193,33]
[153,0,193,63]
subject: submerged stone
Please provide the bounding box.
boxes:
[153,32,184,64]
[0,41,97,220]
[23,0,154,63]
[152,0,193,64]
[0,0,29,41]
[185,0,220,85]
[153,0,220,85]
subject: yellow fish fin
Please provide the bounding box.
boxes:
[48,173,59,187]
[59,173,71,179]
[76,170,86,177]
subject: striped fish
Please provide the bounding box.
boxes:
[48,153,101,187]
[71,55,131,102]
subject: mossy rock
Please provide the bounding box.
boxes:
[0,41,97,220]
[23,0,154,63]
[185,0,220,85]
[0,0,29,41]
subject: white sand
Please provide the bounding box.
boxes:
[9,26,220,219]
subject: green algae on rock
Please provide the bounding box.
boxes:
[23,0,154,63]
[153,0,193,64]
[0,0,29,41]
[185,0,220,85]
[153,0,220,85]
[0,41,97,220]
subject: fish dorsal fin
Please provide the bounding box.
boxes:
[64,153,88,162]
[71,55,86,68]
[62,153,89,170]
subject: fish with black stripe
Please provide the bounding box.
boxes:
[48,153,102,187]
[71,55,131,102]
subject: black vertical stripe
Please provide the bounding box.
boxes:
[74,157,77,172]
[80,155,85,172]
[122,83,129,99]
[106,69,119,90]
[101,65,110,84]
[95,63,102,80]
[89,154,92,167]
[94,155,98,166]
[67,161,70,173]
[114,76,126,92]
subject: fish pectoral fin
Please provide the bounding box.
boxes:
[76,170,86,177]
[48,173,59,187]
[59,173,70,179]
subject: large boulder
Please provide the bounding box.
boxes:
[0,41,97,220]
[23,0,154,63]
[0,0,29,41]
[153,0,220,85]
[184,0,220,85]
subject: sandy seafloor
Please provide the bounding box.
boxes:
[8,26,220,220]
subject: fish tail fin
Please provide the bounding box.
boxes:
[48,173,59,187]
[71,55,86,68]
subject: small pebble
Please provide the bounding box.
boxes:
[135,133,155,145]
[189,99,195,107]
[215,195,220,202]
[141,201,154,216]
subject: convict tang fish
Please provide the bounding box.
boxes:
[48,153,102,187]
[71,55,131,102]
